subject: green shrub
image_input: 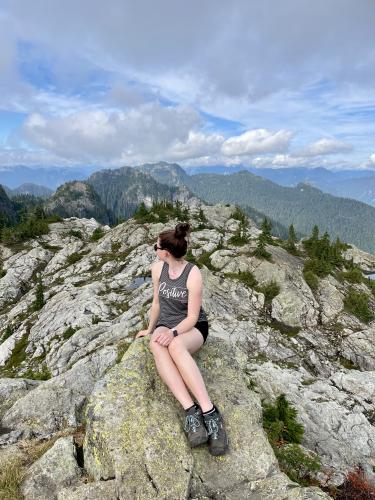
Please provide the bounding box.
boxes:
[262,393,304,445]
[1,217,50,245]
[195,208,208,229]
[32,276,44,312]
[62,326,78,340]
[364,277,375,297]
[2,325,13,342]
[340,268,363,284]
[23,364,51,381]
[260,217,273,244]
[0,267,6,278]
[303,270,319,291]
[252,233,272,260]
[303,258,332,278]
[185,249,199,266]
[45,214,63,222]
[91,227,105,241]
[196,251,216,271]
[344,288,374,324]
[225,270,258,289]
[66,252,83,265]
[230,206,247,222]
[258,280,280,304]
[68,229,83,239]
[275,444,321,486]
[228,233,249,246]
[133,200,187,224]
[0,333,29,377]
[286,224,298,253]
[262,394,322,485]
[111,241,121,253]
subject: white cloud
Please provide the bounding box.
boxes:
[299,137,352,157]
[21,104,202,164]
[221,129,294,157]
[166,131,224,161]
[1,1,375,169]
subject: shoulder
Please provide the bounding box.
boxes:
[151,260,164,281]
[186,263,203,287]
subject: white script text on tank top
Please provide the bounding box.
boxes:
[158,281,188,302]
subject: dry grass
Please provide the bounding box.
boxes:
[0,428,81,500]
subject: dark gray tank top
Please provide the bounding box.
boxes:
[157,261,207,327]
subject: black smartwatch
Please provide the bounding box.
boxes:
[172,329,178,337]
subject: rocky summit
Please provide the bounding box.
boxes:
[1,202,375,499]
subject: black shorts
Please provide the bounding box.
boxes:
[155,321,209,343]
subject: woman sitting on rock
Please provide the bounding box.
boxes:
[136,221,229,455]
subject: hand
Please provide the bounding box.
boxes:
[135,329,150,339]
[152,329,174,347]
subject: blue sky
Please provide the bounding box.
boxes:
[1,0,375,170]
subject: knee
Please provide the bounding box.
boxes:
[168,336,185,357]
[149,337,166,356]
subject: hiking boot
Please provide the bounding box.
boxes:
[203,406,229,456]
[184,405,209,447]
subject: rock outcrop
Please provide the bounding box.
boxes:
[0,202,374,497]
[83,336,327,499]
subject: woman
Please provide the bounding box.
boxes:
[136,222,229,456]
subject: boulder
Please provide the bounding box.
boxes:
[340,326,375,370]
[83,337,328,499]
[21,436,82,500]
[1,347,117,438]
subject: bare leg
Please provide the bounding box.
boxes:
[149,327,195,409]
[168,328,213,413]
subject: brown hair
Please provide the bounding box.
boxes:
[159,222,191,258]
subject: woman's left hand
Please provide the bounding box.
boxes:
[153,329,174,346]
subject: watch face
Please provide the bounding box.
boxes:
[173,329,178,336]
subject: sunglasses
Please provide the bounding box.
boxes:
[154,244,164,251]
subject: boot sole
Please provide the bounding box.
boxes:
[208,436,229,455]
[189,435,209,447]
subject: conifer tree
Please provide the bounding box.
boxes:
[174,200,183,220]
[253,232,271,259]
[287,224,297,252]
[35,206,46,220]
[33,274,45,311]
[261,217,273,243]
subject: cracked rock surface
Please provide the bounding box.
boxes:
[83,337,328,499]
[0,204,374,497]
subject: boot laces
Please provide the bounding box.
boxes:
[206,416,220,439]
[184,413,201,433]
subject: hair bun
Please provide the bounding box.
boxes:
[175,222,190,239]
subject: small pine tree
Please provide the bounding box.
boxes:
[263,393,304,445]
[33,274,44,311]
[253,232,272,259]
[261,217,273,243]
[198,207,208,223]
[134,202,149,219]
[35,206,46,220]
[286,224,297,252]
[174,200,183,220]
[182,206,189,220]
